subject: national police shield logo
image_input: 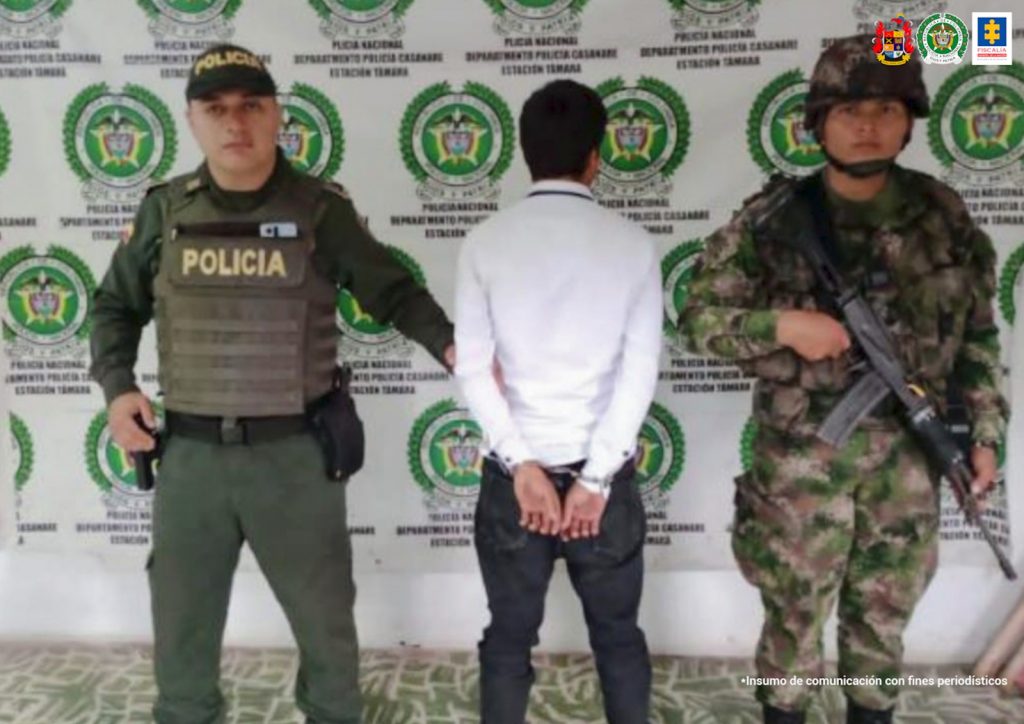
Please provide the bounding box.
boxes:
[307,0,415,39]
[408,398,483,511]
[634,403,685,511]
[482,0,590,36]
[917,12,969,65]
[1000,243,1024,326]
[0,105,10,180]
[279,83,345,180]
[594,77,689,199]
[401,81,514,201]
[85,408,161,510]
[136,0,242,39]
[661,240,703,355]
[0,0,71,38]
[747,70,824,177]
[337,246,422,359]
[853,0,944,23]
[64,83,177,202]
[10,413,33,494]
[0,245,94,359]
[667,0,758,30]
[929,64,1024,187]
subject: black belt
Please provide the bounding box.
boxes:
[166,410,310,445]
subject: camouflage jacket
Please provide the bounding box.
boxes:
[680,166,1007,443]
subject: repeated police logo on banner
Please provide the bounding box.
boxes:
[747,70,824,178]
[86,408,153,510]
[667,0,759,30]
[739,417,756,473]
[917,12,969,65]
[337,245,422,360]
[278,83,345,180]
[1000,242,1024,325]
[10,412,33,495]
[401,81,514,202]
[63,83,177,202]
[0,245,94,365]
[482,0,590,36]
[928,63,1024,187]
[593,76,689,199]
[0,0,70,38]
[136,0,243,40]
[407,398,483,513]
[853,0,943,23]
[307,0,415,39]
[661,239,703,356]
[0,105,9,179]
[634,402,685,513]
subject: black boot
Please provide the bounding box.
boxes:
[846,697,894,724]
[763,703,806,724]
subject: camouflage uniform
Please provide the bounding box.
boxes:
[680,37,1007,717]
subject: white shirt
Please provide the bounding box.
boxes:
[454,179,662,494]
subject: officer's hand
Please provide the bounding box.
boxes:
[513,462,561,535]
[560,483,607,540]
[777,309,851,362]
[443,344,456,372]
[108,392,157,453]
[970,445,998,506]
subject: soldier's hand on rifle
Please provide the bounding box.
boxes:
[108,391,157,453]
[777,309,852,362]
[560,482,607,540]
[970,445,998,505]
[513,462,562,536]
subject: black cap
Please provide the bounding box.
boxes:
[186,44,276,101]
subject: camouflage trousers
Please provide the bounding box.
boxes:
[732,426,939,712]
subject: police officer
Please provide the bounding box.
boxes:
[89,44,454,724]
[681,36,1008,724]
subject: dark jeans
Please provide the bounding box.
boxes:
[474,457,651,724]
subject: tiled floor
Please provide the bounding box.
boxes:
[1,645,1023,723]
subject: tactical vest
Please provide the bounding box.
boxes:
[153,172,338,417]
[745,170,976,435]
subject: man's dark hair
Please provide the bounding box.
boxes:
[519,79,607,181]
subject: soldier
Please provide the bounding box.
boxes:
[89,44,454,724]
[680,35,1008,724]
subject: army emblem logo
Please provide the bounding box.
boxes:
[661,240,703,355]
[0,0,71,38]
[408,399,484,511]
[64,83,177,202]
[0,106,10,180]
[307,0,415,39]
[278,83,345,180]
[747,70,824,178]
[917,12,969,65]
[136,0,242,40]
[86,408,160,510]
[337,246,422,359]
[667,0,759,30]
[1000,242,1024,326]
[10,413,33,494]
[929,63,1024,186]
[854,1,944,23]
[482,0,591,36]
[594,77,689,199]
[401,81,514,201]
[634,403,685,511]
[873,15,915,66]
[0,245,94,359]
